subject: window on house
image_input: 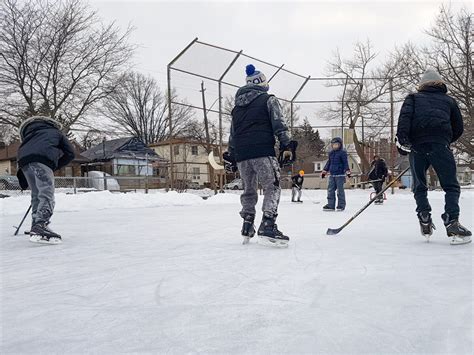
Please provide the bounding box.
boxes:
[193,167,200,180]
[191,146,198,155]
[173,145,180,156]
[317,163,321,170]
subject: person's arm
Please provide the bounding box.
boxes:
[342,150,350,172]
[57,133,75,170]
[396,94,415,146]
[267,96,291,147]
[450,99,464,143]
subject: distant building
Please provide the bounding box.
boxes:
[0,140,89,177]
[149,139,226,187]
[81,137,166,178]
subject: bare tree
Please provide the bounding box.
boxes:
[0,0,134,132]
[390,5,473,158]
[101,71,194,144]
[323,40,401,172]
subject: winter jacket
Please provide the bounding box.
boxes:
[368,159,388,180]
[323,137,350,176]
[228,85,290,162]
[291,175,304,189]
[17,116,75,171]
[396,84,464,147]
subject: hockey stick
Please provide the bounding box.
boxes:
[300,189,321,204]
[13,204,32,236]
[326,167,409,236]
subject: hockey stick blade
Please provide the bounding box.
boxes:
[326,227,342,235]
[208,151,224,170]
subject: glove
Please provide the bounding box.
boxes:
[321,170,327,179]
[223,151,238,173]
[282,150,292,161]
[396,138,411,156]
[346,170,352,178]
[278,140,298,167]
[16,169,29,190]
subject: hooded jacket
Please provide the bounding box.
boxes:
[396,84,464,147]
[228,85,290,162]
[17,116,75,171]
[368,158,388,180]
[323,137,350,176]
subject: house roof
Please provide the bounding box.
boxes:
[82,137,165,162]
[0,140,89,163]
[149,138,227,148]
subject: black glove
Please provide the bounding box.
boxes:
[278,140,298,168]
[16,169,29,190]
[396,138,411,156]
[223,151,238,173]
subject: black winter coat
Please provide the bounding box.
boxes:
[17,119,75,171]
[396,85,463,147]
[291,175,304,188]
[368,159,388,180]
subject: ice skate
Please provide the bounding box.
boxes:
[241,214,255,245]
[443,214,472,245]
[323,205,335,212]
[29,222,62,245]
[418,212,435,242]
[257,216,289,247]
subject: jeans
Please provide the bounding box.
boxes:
[22,162,55,225]
[237,156,281,218]
[327,176,346,209]
[409,143,460,219]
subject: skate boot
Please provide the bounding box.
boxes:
[442,213,472,245]
[323,204,335,212]
[417,212,436,241]
[257,216,289,247]
[29,222,62,244]
[336,206,345,212]
[241,214,255,245]
[374,196,384,205]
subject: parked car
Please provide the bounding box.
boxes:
[186,181,200,190]
[224,178,243,190]
[0,176,21,190]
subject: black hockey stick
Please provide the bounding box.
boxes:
[326,167,410,236]
[13,204,32,236]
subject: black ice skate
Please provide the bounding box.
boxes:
[241,214,255,245]
[374,196,384,205]
[257,216,289,247]
[323,205,335,212]
[29,222,62,244]
[417,212,436,241]
[442,214,472,245]
[336,206,345,212]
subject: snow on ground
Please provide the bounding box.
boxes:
[1,189,472,354]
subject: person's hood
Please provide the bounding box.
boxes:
[234,84,269,107]
[418,83,448,94]
[19,116,62,141]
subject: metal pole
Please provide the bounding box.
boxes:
[200,81,216,194]
[218,50,242,191]
[267,64,285,83]
[389,78,395,195]
[341,75,349,142]
[290,76,311,136]
[167,37,198,190]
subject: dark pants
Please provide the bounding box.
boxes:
[373,181,383,199]
[409,143,460,219]
[327,176,346,209]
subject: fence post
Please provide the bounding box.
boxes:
[73,177,77,194]
[103,172,108,191]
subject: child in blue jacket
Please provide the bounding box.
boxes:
[321,137,351,211]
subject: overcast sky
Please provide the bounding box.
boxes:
[89,0,470,137]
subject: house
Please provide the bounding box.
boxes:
[81,137,166,177]
[149,139,226,187]
[0,140,89,177]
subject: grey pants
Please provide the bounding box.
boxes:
[292,187,302,201]
[22,162,55,225]
[237,156,281,219]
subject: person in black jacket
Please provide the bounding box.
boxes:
[17,116,75,244]
[368,155,388,204]
[396,69,471,244]
[226,64,293,246]
[291,170,304,203]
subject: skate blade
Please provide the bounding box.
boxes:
[450,236,472,245]
[29,235,62,245]
[257,236,289,248]
[242,236,251,245]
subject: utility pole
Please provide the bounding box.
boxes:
[200,81,216,193]
[389,78,395,195]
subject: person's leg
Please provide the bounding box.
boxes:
[297,188,302,201]
[237,159,258,218]
[428,145,460,221]
[336,176,346,209]
[326,176,336,208]
[32,163,55,225]
[409,150,431,214]
[255,157,281,218]
[291,187,297,202]
[22,163,40,226]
